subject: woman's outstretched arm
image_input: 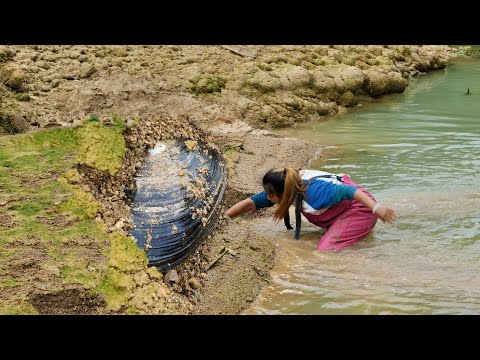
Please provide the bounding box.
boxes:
[353,189,396,224]
[224,198,257,219]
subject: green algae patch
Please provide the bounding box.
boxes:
[17,202,42,216]
[95,231,183,314]
[189,74,227,95]
[0,278,24,287]
[0,116,182,314]
[60,263,100,288]
[57,174,100,221]
[0,300,38,315]
[125,307,142,315]
[96,231,148,311]
[0,117,131,314]
[107,232,147,272]
[76,120,127,176]
[97,267,134,311]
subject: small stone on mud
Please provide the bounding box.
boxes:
[188,278,201,289]
[172,283,182,292]
[113,219,124,229]
[164,269,180,284]
[87,265,97,272]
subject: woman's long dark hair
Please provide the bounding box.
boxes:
[263,168,306,221]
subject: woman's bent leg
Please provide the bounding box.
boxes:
[317,208,377,251]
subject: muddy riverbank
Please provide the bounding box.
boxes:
[0,45,458,314]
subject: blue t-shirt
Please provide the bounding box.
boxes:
[250,178,357,212]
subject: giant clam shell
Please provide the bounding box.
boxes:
[129,139,226,271]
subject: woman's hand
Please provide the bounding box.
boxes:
[374,205,396,224]
[354,190,397,224]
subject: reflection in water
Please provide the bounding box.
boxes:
[245,57,480,314]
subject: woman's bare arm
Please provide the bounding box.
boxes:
[353,189,396,224]
[224,198,256,219]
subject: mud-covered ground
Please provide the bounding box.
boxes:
[1,45,456,133]
[0,45,459,314]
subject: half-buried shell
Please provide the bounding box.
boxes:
[128,139,226,271]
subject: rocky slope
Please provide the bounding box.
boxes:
[1,45,456,133]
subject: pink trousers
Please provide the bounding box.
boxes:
[301,175,378,251]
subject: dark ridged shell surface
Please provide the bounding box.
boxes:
[129,139,226,271]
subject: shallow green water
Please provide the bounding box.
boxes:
[246,57,480,315]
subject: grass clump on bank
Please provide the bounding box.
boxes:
[189,74,227,95]
[96,231,148,312]
[0,116,141,314]
[76,115,128,175]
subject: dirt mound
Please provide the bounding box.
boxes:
[30,288,106,315]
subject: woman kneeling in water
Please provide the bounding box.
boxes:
[224,168,396,251]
